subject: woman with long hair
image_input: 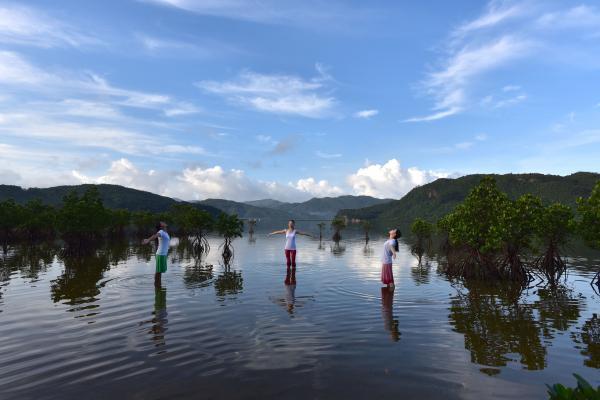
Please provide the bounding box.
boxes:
[269,220,312,272]
[381,228,401,287]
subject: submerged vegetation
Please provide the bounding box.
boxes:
[414,177,600,288]
[0,187,243,259]
[214,213,244,264]
[331,216,347,242]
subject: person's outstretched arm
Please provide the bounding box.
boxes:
[142,232,159,244]
[268,229,286,235]
[296,231,314,238]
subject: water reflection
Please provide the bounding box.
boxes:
[449,282,546,371]
[572,314,600,368]
[51,252,109,309]
[284,268,296,314]
[410,261,432,285]
[381,287,400,342]
[330,242,346,256]
[151,287,168,348]
[0,242,57,281]
[214,268,243,298]
[535,286,583,337]
[183,263,214,288]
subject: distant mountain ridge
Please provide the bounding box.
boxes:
[0,184,221,215]
[203,195,391,229]
[337,172,600,230]
[0,183,390,231]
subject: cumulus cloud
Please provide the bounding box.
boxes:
[291,178,343,197]
[67,158,345,202]
[196,66,335,118]
[347,159,451,199]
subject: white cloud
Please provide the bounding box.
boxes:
[404,107,462,122]
[354,109,379,119]
[69,159,345,202]
[0,112,204,156]
[0,4,100,48]
[407,36,531,122]
[196,66,335,118]
[315,151,342,159]
[347,159,451,199]
[140,0,365,29]
[291,178,343,197]
[3,153,457,202]
[536,5,600,30]
[503,84,521,92]
[0,51,200,117]
[452,2,525,38]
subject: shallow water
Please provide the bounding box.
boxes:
[0,235,598,399]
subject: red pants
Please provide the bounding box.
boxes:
[285,249,296,268]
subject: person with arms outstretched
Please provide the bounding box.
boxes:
[142,221,170,287]
[269,219,312,274]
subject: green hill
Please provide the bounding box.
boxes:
[337,172,600,230]
[0,184,221,215]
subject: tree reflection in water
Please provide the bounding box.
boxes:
[534,286,584,337]
[183,263,214,289]
[448,281,546,371]
[410,261,431,286]
[51,250,110,306]
[381,287,400,342]
[1,242,58,283]
[214,264,243,298]
[572,314,600,368]
[330,242,346,256]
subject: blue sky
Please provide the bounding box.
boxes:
[0,0,599,201]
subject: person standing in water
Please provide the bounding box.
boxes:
[142,221,170,287]
[269,220,312,272]
[381,228,401,287]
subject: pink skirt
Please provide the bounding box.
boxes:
[381,263,394,284]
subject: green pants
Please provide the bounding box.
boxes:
[155,254,168,273]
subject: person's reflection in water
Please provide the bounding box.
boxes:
[150,287,168,348]
[381,286,400,342]
[284,268,296,314]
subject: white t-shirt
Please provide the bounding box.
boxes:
[156,230,170,255]
[381,239,396,264]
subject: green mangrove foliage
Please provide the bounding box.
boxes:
[577,181,600,250]
[331,216,347,242]
[434,177,580,284]
[170,203,214,256]
[410,218,434,264]
[215,213,244,264]
[0,188,245,261]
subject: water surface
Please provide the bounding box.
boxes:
[0,235,598,399]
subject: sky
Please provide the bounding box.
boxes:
[0,0,599,202]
